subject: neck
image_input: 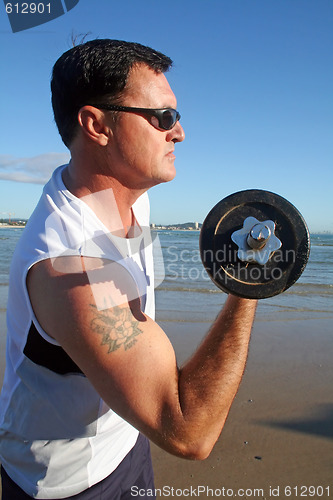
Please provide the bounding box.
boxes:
[62,155,146,237]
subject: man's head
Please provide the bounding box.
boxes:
[51,39,173,148]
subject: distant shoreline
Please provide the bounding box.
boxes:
[0,224,332,235]
[0,224,26,229]
[152,228,200,232]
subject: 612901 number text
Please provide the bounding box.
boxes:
[5,3,51,14]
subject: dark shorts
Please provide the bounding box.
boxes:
[1,433,155,499]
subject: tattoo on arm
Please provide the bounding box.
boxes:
[90,304,143,353]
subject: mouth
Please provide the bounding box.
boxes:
[166,149,175,160]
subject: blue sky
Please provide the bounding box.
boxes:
[0,0,332,232]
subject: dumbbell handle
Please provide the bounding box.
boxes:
[247,223,271,250]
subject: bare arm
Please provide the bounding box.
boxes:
[177,295,256,456]
[27,258,256,460]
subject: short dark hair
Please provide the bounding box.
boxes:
[51,39,173,147]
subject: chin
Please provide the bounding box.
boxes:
[148,163,176,187]
[162,164,177,183]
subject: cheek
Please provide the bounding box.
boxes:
[150,116,159,129]
[127,135,162,168]
[113,121,165,172]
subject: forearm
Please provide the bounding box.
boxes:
[176,295,257,458]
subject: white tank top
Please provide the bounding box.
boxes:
[0,165,156,498]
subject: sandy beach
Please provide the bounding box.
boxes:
[1,311,332,499]
[0,225,26,229]
[151,318,333,499]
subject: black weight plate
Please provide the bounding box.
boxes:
[200,190,310,299]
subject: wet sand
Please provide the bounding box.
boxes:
[152,318,333,498]
[0,313,332,498]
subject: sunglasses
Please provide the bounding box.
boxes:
[93,104,181,131]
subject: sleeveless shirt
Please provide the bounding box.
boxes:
[0,165,156,498]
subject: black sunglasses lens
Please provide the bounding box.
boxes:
[160,110,178,130]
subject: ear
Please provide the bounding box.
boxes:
[77,106,111,146]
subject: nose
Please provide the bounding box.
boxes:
[168,120,185,143]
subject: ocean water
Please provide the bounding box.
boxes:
[0,228,332,332]
[0,228,24,315]
[154,230,333,323]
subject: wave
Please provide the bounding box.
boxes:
[156,282,332,296]
[260,301,330,313]
[311,243,333,247]
[290,283,333,296]
[156,285,220,294]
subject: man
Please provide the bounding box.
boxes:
[0,39,257,499]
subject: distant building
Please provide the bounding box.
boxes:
[150,222,202,231]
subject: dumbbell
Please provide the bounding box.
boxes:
[200,190,310,299]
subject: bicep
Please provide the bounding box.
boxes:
[27,258,181,441]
